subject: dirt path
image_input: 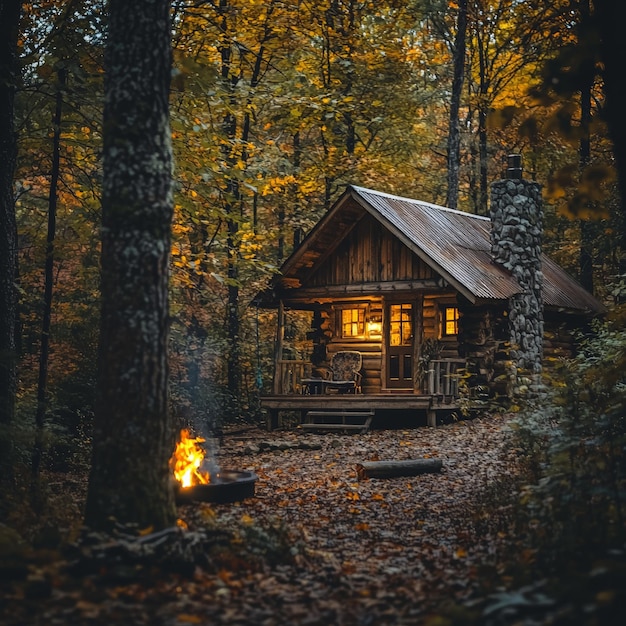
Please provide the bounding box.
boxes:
[1,414,519,625]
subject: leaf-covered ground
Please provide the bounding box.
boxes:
[1,414,523,625]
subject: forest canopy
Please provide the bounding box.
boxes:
[6,0,622,428]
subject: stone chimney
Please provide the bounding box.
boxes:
[490,154,544,375]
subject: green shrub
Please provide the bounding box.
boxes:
[509,316,626,569]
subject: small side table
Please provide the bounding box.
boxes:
[301,378,327,395]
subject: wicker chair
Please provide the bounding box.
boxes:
[322,351,363,394]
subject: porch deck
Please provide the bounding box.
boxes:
[260,392,459,429]
[263,357,464,429]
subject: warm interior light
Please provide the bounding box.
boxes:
[367,319,382,336]
[170,429,210,488]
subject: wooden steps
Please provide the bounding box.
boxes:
[302,409,375,434]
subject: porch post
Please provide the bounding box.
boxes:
[272,300,285,395]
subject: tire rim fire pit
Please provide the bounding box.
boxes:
[175,470,258,505]
[170,429,258,505]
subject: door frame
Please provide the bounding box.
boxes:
[382,296,422,391]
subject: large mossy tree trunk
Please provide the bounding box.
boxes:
[84,0,176,531]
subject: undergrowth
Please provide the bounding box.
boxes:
[442,312,626,625]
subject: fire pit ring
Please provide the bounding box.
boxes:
[175,470,258,505]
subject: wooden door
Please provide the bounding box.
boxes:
[385,302,414,389]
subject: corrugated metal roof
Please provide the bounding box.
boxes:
[352,186,605,314]
[265,185,605,315]
[542,255,606,313]
[352,186,521,301]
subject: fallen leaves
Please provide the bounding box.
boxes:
[194,414,521,621]
[0,413,526,625]
[176,614,203,624]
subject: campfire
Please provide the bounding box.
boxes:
[170,428,258,504]
[171,428,215,488]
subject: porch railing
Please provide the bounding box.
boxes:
[274,360,307,395]
[426,358,465,399]
[273,357,466,397]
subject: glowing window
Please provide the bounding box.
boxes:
[443,306,459,336]
[340,308,366,338]
[389,303,413,346]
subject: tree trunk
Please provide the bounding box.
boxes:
[32,69,65,481]
[478,107,489,214]
[219,0,274,410]
[84,0,176,531]
[356,459,443,480]
[475,21,490,215]
[445,0,467,210]
[223,126,241,412]
[593,0,626,272]
[0,0,22,428]
[578,0,594,293]
[218,0,241,411]
[0,0,22,504]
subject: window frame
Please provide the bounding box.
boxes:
[335,304,368,340]
[388,302,414,347]
[440,304,460,338]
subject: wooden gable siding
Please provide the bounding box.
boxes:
[308,213,436,287]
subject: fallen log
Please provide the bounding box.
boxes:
[356,458,443,480]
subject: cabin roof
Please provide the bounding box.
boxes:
[266,185,606,315]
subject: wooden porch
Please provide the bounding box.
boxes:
[261,358,464,429]
[261,392,459,430]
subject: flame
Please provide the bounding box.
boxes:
[171,429,210,488]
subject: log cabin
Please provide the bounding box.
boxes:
[255,163,606,430]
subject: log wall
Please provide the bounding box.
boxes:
[457,297,511,401]
[543,311,581,363]
[305,293,464,395]
[422,293,459,358]
[324,299,383,394]
[457,300,584,402]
